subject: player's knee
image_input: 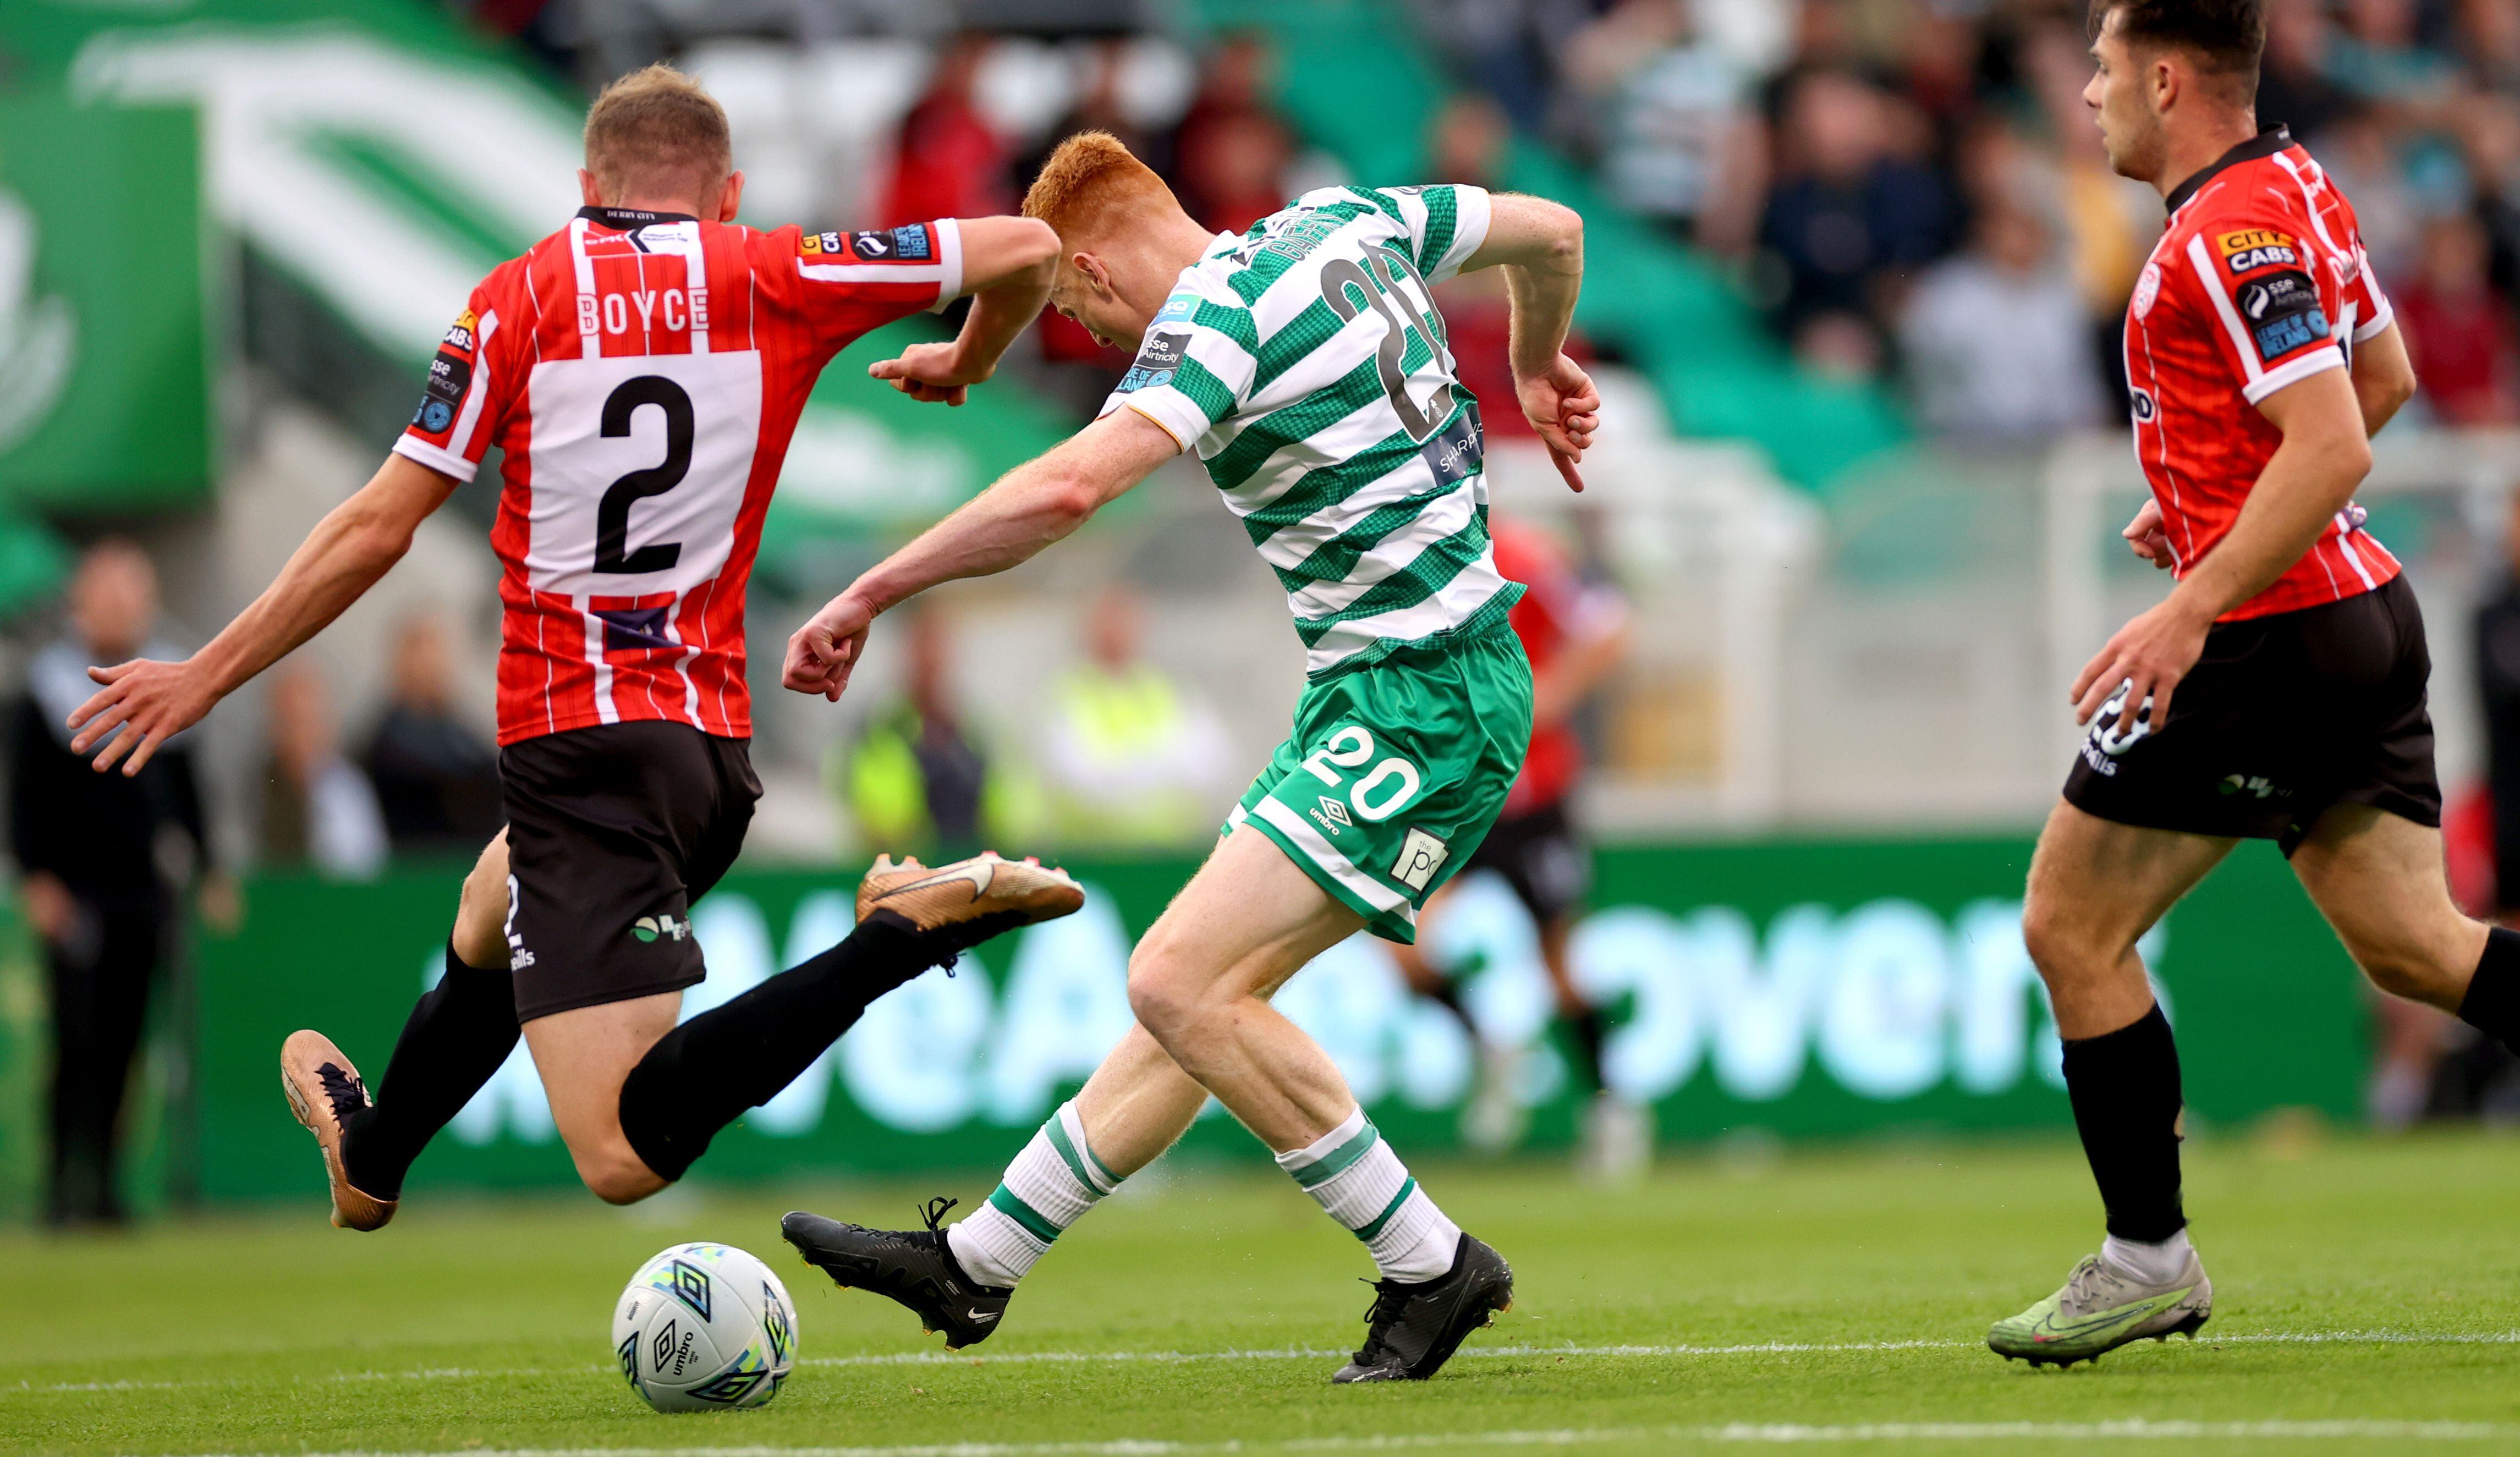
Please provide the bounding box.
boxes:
[1126,938,1206,1038]
[575,1145,666,1205]
[1126,961,1191,1038]
[2020,897,2100,982]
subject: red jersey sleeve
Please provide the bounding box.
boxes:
[2335,195,2394,345]
[2172,201,2346,406]
[392,276,516,484]
[781,219,964,349]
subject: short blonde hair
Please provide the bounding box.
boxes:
[584,64,732,202]
[1022,131,1183,245]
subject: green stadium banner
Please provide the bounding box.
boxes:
[0,98,211,509]
[167,838,2368,1203]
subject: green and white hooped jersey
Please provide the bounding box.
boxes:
[1098,184,1520,679]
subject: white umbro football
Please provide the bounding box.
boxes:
[612,1242,799,1412]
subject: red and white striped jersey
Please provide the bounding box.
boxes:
[2125,127,2400,622]
[393,207,964,745]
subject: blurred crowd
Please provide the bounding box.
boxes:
[1409,0,2520,441]
[652,0,2520,443]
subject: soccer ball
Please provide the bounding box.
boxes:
[612,1242,799,1412]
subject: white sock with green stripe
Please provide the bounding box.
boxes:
[946,1100,1122,1287]
[1276,1107,1461,1283]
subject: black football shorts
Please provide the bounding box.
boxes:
[1463,798,1593,923]
[499,721,760,1021]
[2062,574,2440,856]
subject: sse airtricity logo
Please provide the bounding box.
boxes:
[632,912,691,944]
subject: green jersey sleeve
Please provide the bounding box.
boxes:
[1097,283,1260,450]
[1382,184,1492,285]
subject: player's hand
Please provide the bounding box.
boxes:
[867,341,989,407]
[784,592,877,702]
[1515,353,1601,493]
[2071,597,2214,737]
[2123,499,2175,570]
[65,658,216,777]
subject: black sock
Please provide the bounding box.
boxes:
[2458,927,2520,1055]
[2060,1004,2187,1242]
[618,917,929,1182]
[1562,1005,1608,1094]
[341,942,519,1200]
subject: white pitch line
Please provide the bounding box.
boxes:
[20,1330,2520,1399]
[186,1419,2520,1455]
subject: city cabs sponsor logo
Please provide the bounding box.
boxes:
[2218,229,2298,274]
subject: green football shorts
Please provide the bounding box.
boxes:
[1227,624,1533,944]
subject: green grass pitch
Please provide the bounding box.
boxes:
[9,1129,2520,1455]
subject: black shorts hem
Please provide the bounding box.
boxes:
[2058,781,2269,843]
[2272,785,2445,857]
[514,967,704,1025]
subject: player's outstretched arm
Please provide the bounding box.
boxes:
[783,408,1180,700]
[866,217,1060,406]
[1462,194,1597,490]
[2072,366,2373,735]
[2349,320,2418,438]
[67,453,459,775]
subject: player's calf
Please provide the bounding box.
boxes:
[614,852,1084,1184]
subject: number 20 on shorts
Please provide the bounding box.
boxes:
[1301,726,1422,821]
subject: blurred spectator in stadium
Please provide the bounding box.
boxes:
[1560,0,1760,247]
[2014,21,2161,396]
[2398,213,2520,424]
[1176,98,1295,236]
[880,32,1012,228]
[2259,0,2357,141]
[1171,32,1275,195]
[2318,111,2424,282]
[1428,92,1601,429]
[8,541,223,1225]
[1898,200,2105,443]
[830,606,1030,860]
[1040,586,1230,851]
[1026,39,1170,181]
[1755,68,1954,360]
[259,663,388,881]
[2463,0,2520,95]
[1405,0,1567,133]
[2326,0,2457,109]
[360,614,502,856]
[2456,95,2520,306]
[1172,30,1301,234]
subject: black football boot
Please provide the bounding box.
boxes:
[781,1197,1013,1350]
[1331,1232,1514,1383]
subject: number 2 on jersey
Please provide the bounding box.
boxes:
[596,376,691,574]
